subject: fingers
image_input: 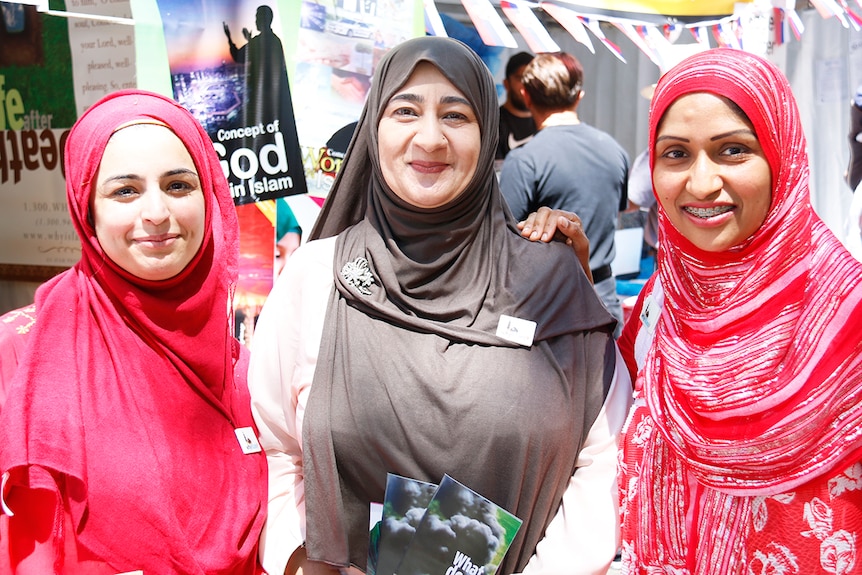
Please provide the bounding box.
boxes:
[518,208,593,281]
[519,206,556,242]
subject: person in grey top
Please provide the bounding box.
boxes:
[499,51,629,335]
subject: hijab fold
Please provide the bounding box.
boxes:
[0,90,266,574]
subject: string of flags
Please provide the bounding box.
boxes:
[425,0,860,64]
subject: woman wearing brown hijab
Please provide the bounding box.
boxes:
[248,36,630,575]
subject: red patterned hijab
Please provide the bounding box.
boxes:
[0,90,266,573]
[644,48,862,494]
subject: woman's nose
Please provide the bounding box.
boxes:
[413,117,447,151]
[687,153,722,198]
[141,188,170,224]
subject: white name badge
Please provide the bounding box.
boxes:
[235,427,262,454]
[640,294,661,335]
[496,314,537,347]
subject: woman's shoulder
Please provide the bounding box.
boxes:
[0,303,37,409]
[0,304,37,341]
[297,235,336,258]
[282,236,337,275]
[269,237,337,302]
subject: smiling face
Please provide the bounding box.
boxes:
[653,92,772,252]
[377,62,481,209]
[92,124,206,281]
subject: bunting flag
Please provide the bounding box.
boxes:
[422,0,860,63]
[662,23,676,39]
[424,0,449,37]
[773,7,785,46]
[614,22,660,64]
[838,0,862,29]
[583,16,626,62]
[500,0,561,53]
[809,0,850,26]
[540,1,595,53]
[459,0,519,47]
[786,7,805,39]
[712,20,742,49]
[643,23,674,54]
[527,0,752,21]
[689,25,712,47]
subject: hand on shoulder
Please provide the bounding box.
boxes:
[518,207,592,282]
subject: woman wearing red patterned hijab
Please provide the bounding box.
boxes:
[617,49,862,573]
[0,90,266,574]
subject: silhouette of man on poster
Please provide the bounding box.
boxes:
[223,4,307,200]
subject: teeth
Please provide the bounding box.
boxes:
[683,205,733,218]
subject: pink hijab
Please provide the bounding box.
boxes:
[644,48,862,495]
[0,90,266,574]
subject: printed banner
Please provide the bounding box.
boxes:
[152,0,311,342]
[0,0,422,278]
[293,0,420,199]
[66,0,136,115]
[0,1,136,272]
[155,0,308,206]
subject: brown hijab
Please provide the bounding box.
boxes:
[305,36,616,571]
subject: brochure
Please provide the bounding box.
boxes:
[372,473,522,575]
[369,474,438,575]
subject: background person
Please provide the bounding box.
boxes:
[275,196,303,276]
[0,90,267,575]
[496,51,537,163]
[623,148,657,252]
[249,36,630,575]
[499,51,629,336]
[617,48,862,572]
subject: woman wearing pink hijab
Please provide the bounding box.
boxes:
[0,90,267,574]
[617,49,862,573]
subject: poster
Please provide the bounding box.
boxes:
[155,0,307,206]
[0,0,422,283]
[0,1,136,275]
[294,0,418,199]
[154,0,313,341]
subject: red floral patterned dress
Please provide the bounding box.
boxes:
[618,281,862,575]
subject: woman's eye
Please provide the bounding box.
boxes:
[722,145,748,157]
[110,186,138,198]
[167,180,194,193]
[392,106,418,117]
[661,149,686,160]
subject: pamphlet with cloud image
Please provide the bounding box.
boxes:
[389,474,523,575]
[369,474,439,575]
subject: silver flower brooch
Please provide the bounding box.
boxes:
[341,256,376,295]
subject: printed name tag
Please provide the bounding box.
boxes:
[496,315,537,347]
[235,427,262,454]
